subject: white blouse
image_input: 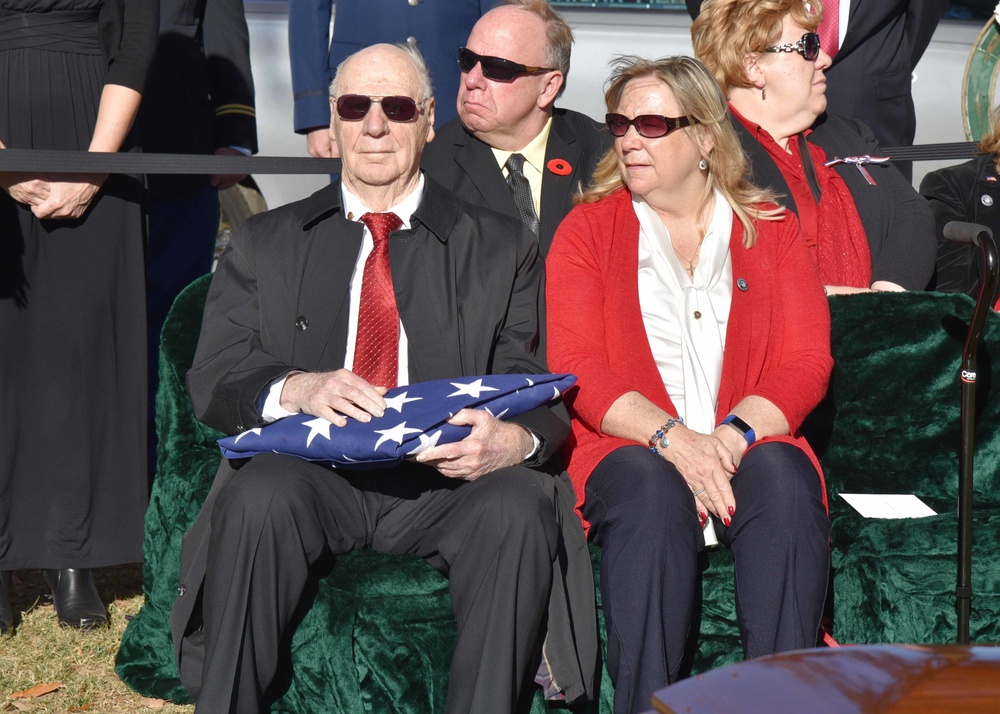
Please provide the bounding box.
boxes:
[634,189,733,435]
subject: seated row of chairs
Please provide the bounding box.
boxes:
[115,271,1000,712]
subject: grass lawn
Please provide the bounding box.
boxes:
[1,566,193,713]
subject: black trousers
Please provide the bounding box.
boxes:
[583,443,830,714]
[196,453,558,714]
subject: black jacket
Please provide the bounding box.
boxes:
[421,108,612,258]
[170,176,596,703]
[139,0,257,196]
[920,152,1000,298]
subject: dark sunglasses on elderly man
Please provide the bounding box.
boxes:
[335,94,423,122]
[457,47,557,82]
[763,32,821,62]
[605,113,694,139]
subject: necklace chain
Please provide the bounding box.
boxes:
[675,230,708,279]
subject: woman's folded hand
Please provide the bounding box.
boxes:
[658,425,737,524]
[31,174,107,220]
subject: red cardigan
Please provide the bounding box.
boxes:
[546,188,833,527]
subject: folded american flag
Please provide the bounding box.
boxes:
[217,373,576,469]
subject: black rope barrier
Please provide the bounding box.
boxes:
[0,149,341,175]
[0,141,980,175]
[881,141,979,162]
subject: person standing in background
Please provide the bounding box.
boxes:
[0,0,158,634]
[289,0,497,158]
[139,0,258,476]
[686,0,948,181]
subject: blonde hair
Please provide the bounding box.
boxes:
[692,0,822,93]
[580,55,782,247]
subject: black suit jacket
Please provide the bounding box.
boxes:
[920,153,1000,298]
[420,108,612,257]
[686,0,947,152]
[170,176,581,696]
[736,112,936,290]
[823,0,947,153]
[139,0,257,196]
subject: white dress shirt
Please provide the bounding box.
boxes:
[634,188,733,435]
[261,175,425,421]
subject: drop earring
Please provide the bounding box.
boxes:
[761,86,767,101]
[699,159,708,171]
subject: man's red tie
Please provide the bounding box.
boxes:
[818,0,839,58]
[353,211,403,388]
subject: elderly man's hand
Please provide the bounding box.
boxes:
[416,409,534,480]
[279,369,388,427]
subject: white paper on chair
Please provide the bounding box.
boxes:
[839,493,937,519]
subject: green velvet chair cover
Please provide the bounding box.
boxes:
[815,293,1000,646]
[115,275,611,712]
[116,280,1000,712]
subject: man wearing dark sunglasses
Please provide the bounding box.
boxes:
[422,0,611,260]
[172,41,596,714]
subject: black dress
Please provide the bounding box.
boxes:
[0,0,155,569]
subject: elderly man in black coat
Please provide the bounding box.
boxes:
[169,42,595,714]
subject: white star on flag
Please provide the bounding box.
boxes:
[302,417,334,447]
[216,373,577,470]
[373,421,423,450]
[383,391,422,413]
[447,378,500,399]
[406,429,443,456]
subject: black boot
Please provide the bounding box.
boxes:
[44,568,107,630]
[0,571,12,635]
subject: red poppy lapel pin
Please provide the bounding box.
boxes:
[547,158,572,176]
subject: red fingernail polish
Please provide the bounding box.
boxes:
[700,511,708,521]
[724,517,731,527]
[728,506,735,516]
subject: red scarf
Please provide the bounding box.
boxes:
[734,108,872,288]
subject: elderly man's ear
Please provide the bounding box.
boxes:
[536,71,564,111]
[424,97,436,144]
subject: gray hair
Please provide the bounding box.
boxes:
[502,0,572,95]
[328,42,434,101]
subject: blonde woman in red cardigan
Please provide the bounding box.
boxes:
[546,55,833,714]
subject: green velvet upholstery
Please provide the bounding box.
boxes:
[816,293,1000,647]
[115,275,612,712]
[116,280,1000,711]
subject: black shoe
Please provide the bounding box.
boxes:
[44,568,108,631]
[0,571,12,635]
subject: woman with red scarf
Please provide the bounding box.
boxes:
[692,0,935,294]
